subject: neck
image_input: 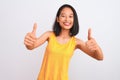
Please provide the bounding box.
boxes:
[59,29,70,38]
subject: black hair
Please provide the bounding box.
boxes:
[53,4,79,36]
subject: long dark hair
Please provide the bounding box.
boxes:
[53,4,79,36]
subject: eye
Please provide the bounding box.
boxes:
[69,15,73,18]
[61,15,65,17]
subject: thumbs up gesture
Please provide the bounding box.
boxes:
[86,28,98,52]
[24,23,37,50]
[32,23,37,36]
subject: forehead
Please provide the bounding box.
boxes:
[60,7,73,15]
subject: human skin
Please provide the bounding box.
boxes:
[24,7,103,60]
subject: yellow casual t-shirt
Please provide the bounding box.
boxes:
[37,32,76,80]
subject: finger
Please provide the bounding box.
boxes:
[89,46,97,51]
[32,23,37,36]
[24,41,33,46]
[27,32,36,39]
[88,28,92,40]
[86,44,96,51]
[25,35,36,42]
[24,39,34,45]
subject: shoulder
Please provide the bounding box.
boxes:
[75,37,83,44]
[43,31,53,36]
[43,31,53,37]
[37,31,53,40]
[74,37,85,49]
[42,31,54,40]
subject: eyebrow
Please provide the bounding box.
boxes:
[60,13,73,16]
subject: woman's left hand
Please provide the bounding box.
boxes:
[86,28,99,52]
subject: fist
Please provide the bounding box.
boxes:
[86,28,99,52]
[24,23,37,47]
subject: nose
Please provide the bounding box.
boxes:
[65,16,69,21]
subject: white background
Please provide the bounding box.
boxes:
[0,0,120,80]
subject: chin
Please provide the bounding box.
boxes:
[63,26,72,30]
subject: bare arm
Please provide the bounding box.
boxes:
[24,23,52,50]
[76,28,103,60]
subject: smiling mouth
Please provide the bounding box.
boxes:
[63,22,71,26]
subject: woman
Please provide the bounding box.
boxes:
[24,4,103,80]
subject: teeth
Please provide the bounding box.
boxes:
[64,22,70,26]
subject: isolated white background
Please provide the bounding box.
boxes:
[0,0,120,80]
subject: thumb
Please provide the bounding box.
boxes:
[32,23,37,36]
[88,28,92,40]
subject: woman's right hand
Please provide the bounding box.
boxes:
[24,23,37,50]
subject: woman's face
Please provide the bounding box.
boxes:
[57,7,74,30]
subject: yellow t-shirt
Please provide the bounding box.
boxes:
[37,32,76,80]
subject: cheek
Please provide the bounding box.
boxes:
[57,17,63,23]
[72,18,74,23]
[59,17,65,22]
[71,20,74,25]
[72,20,74,23]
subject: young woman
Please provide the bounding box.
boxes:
[24,4,103,80]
